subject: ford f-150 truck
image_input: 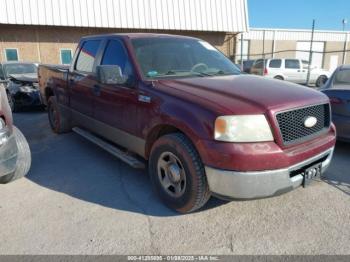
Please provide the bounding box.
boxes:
[38,33,336,213]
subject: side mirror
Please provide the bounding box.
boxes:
[96,65,127,85]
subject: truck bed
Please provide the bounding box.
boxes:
[38,64,70,105]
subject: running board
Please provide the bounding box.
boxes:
[73,127,145,169]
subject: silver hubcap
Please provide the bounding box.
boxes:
[157,152,186,198]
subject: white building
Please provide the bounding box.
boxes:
[0,0,249,64]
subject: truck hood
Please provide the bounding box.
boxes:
[155,75,329,115]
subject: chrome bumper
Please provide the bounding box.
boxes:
[205,147,334,199]
[0,129,18,178]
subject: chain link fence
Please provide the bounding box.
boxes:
[233,48,350,86]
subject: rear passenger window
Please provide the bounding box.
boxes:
[269,59,281,68]
[75,40,101,72]
[285,59,300,69]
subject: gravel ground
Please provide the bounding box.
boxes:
[0,111,349,255]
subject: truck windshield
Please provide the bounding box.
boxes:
[334,69,350,86]
[131,38,240,79]
[3,63,38,78]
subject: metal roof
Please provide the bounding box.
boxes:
[243,28,350,42]
[0,0,249,32]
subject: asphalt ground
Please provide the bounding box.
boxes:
[0,111,349,255]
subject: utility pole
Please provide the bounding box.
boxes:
[306,19,315,86]
[262,30,266,76]
[342,19,348,65]
[240,34,244,69]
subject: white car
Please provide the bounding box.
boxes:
[250,58,331,87]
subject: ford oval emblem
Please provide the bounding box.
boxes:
[304,116,318,128]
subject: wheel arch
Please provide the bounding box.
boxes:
[274,75,284,80]
[145,124,190,159]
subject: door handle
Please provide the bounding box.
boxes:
[93,84,101,96]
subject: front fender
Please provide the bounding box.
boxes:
[143,98,217,158]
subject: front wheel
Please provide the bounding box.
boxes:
[149,133,210,213]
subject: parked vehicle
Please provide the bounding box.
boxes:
[250,58,330,87]
[321,65,350,142]
[0,82,31,184]
[38,33,336,213]
[0,62,42,112]
[241,59,256,73]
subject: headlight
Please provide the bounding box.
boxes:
[214,115,274,142]
[20,86,34,93]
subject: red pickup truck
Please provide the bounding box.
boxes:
[38,33,336,213]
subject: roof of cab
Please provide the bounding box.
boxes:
[80,33,200,41]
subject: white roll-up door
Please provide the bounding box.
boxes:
[296,41,325,68]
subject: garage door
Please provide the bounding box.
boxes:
[296,41,324,69]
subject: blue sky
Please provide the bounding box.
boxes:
[248,0,350,31]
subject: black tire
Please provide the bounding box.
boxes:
[149,133,210,213]
[0,126,31,184]
[274,76,284,80]
[47,96,71,134]
[6,91,19,113]
[316,75,328,87]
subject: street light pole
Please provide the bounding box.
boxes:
[342,19,348,31]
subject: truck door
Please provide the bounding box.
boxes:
[92,39,141,149]
[284,59,302,83]
[69,40,102,118]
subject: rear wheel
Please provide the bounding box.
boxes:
[0,127,31,184]
[316,75,328,87]
[149,133,210,213]
[274,76,284,81]
[47,96,71,134]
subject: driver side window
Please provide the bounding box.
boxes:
[101,39,134,82]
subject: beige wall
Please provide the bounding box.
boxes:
[248,40,274,60]
[273,40,296,60]
[246,40,297,60]
[0,25,236,64]
[323,42,344,70]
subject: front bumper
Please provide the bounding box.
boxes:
[0,129,18,178]
[13,90,43,107]
[205,147,334,199]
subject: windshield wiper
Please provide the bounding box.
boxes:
[164,70,209,77]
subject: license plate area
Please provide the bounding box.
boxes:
[302,163,322,187]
